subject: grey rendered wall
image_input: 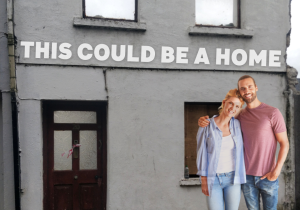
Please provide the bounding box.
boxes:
[0,94,15,210]
[12,0,291,209]
[105,70,286,210]
[16,65,107,208]
[295,94,300,209]
[0,0,15,209]
[16,66,286,209]
[294,78,300,208]
[14,0,290,72]
[0,0,4,203]
[0,98,2,210]
[296,79,300,91]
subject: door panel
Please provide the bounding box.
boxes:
[43,101,107,210]
[79,184,98,210]
[54,185,73,210]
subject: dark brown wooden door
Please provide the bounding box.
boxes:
[43,101,107,210]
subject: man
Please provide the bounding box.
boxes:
[198,75,289,210]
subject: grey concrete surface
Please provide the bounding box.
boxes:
[296,78,300,91]
[188,26,254,38]
[105,70,286,210]
[16,65,107,100]
[0,93,15,210]
[14,0,290,72]
[294,94,300,209]
[73,17,147,31]
[18,100,42,209]
[0,0,9,91]
[0,0,15,208]
[16,66,287,209]
[10,0,293,209]
[0,97,2,210]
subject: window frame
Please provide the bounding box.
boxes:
[184,102,221,177]
[82,0,139,22]
[195,0,241,29]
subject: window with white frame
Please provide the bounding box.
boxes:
[195,0,239,27]
[84,0,137,21]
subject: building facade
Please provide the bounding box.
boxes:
[0,0,297,209]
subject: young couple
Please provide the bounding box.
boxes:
[196,75,289,210]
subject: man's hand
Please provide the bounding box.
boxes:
[260,169,280,181]
[201,176,209,196]
[198,115,210,128]
[260,131,289,182]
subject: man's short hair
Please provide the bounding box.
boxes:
[237,75,257,90]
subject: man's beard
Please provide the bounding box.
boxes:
[242,92,257,104]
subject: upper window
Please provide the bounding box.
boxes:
[195,0,239,28]
[84,0,137,21]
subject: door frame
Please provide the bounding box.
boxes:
[42,100,107,209]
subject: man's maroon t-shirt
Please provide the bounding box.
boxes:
[236,103,286,176]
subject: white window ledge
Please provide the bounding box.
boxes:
[188,26,254,38]
[73,17,147,31]
[180,178,201,186]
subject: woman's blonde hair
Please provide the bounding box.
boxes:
[218,88,244,114]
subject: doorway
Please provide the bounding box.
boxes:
[43,101,107,210]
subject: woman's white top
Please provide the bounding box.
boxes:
[216,134,236,173]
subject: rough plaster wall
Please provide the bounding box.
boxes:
[0,93,15,210]
[0,0,6,206]
[16,65,108,209]
[294,94,300,208]
[16,67,287,209]
[13,0,290,72]
[296,79,300,91]
[0,0,15,209]
[0,0,9,91]
[13,0,291,207]
[0,98,3,210]
[105,70,286,210]
[16,65,107,100]
[18,100,43,209]
[284,88,295,209]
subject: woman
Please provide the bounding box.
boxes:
[196,89,246,210]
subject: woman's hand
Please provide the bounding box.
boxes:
[198,116,210,128]
[201,176,209,196]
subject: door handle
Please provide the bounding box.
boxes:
[95,175,102,187]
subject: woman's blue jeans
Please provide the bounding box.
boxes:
[207,171,241,210]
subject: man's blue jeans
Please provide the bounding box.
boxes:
[207,171,241,210]
[241,175,279,210]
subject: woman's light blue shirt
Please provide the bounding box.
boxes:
[196,116,246,196]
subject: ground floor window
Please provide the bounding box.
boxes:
[184,102,220,176]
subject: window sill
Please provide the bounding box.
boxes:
[188,26,254,38]
[73,17,147,31]
[180,178,201,186]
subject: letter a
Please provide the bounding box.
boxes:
[194,48,210,64]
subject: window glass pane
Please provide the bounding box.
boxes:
[184,103,220,175]
[195,0,237,27]
[85,0,136,20]
[54,111,97,124]
[54,131,72,170]
[80,131,97,170]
